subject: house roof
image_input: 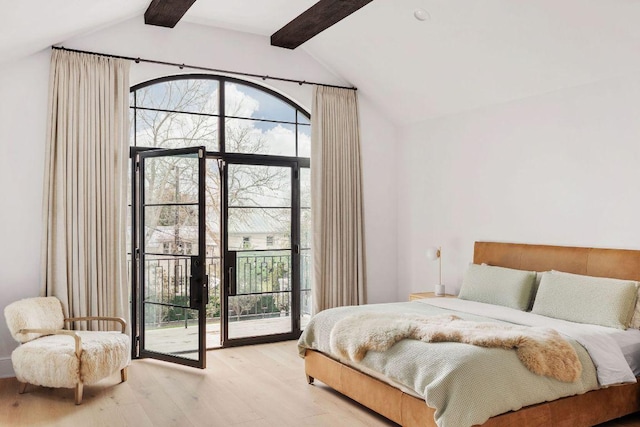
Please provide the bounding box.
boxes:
[5,1,640,125]
[148,213,288,245]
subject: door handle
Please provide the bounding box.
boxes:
[204,275,209,305]
[228,266,236,296]
[227,251,237,296]
[189,256,204,309]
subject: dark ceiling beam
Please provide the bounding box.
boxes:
[144,0,197,28]
[271,0,373,50]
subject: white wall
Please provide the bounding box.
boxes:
[0,18,398,377]
[65,17,399,303]
[397,74,640,300]
[0,51,50,377]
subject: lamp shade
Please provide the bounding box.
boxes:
[425,247,441,261]
[426,246,443,292]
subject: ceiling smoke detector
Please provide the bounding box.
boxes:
[414,8,430,21]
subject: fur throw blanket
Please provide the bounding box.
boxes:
[329,313,582,382]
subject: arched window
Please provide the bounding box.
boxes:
[129,75,311,363]
[130,74,310,156]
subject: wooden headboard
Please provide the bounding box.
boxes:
[474,242,640,282]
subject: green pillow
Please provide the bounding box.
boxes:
[458,264,537,310]
[531,271,638,329]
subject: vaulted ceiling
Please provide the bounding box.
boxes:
[4,1,640,125]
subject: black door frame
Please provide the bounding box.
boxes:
[132,146,208,368]
[219,154,302,347]
[129,74,311,357]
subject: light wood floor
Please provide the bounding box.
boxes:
[0,340,639,426]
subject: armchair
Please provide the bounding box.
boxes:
[4,296,130,404]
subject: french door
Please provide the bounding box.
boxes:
[133,146,208,368]
[222,160,300,345]
[131,149,306,367]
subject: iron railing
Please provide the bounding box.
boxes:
[139,252,311,327]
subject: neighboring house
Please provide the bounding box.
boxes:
[144,213,291,255]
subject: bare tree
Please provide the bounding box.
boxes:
[134,79,289,251]
[132,79,292,315]
[228,295,261,322]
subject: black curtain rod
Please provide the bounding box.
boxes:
[51,46,357,91]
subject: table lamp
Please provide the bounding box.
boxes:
[426,246,445,296]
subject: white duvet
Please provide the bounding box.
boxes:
[419,298,637,386]
[298,298,639,427]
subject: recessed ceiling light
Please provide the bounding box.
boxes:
[414,8,430,21]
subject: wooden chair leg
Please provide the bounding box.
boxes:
[18,382,28,394]
[121,367,128,383]
[75,382,83,405]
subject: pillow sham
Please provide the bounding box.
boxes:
[531,271,638,329]
[527,271,545,311]
[630,287,640,329]
[458,264,537,310]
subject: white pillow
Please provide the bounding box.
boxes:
[458,264,537,310]
[531,271,638,329]
[630,287,640,329]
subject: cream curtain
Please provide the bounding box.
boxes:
[41,49,130,330]
[311,86,366,313]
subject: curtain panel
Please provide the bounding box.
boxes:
[311,86,366,313]
[41,49,130,330]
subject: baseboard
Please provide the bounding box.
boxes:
[0,356,15,379]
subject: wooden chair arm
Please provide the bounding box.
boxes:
[65,316,126,333]
[19,328,82,358]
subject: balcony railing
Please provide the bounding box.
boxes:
[138,252,311,328]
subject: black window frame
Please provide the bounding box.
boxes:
[129,74,311,351]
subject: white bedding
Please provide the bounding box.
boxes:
[611,327,640,376]
[299,301,601,427]
[418,298,638,386]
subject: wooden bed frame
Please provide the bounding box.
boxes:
[304,242,640,426]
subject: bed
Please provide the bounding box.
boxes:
[298,242,640,427]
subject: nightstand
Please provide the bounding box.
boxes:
[409,291,456,301]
